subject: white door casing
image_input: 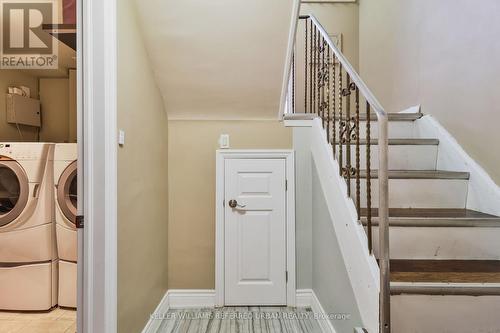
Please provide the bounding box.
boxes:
[224,159,287,305]
[216,150,296,307]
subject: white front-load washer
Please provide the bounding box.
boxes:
[54,143,77,308]
[0,142,57,311]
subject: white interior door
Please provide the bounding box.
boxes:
[224,158,287,305]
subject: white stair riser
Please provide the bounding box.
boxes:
[369,227,500,260]
[339,145,438,170]
[357,121,415,139]
[392,294,500,333]
[356,179,468,208]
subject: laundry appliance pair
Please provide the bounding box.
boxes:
[0,143,77,311]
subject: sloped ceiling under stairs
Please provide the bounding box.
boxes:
[134,0,297,120]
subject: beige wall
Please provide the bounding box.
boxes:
[359,0,500,184]
[168,120,292,288]
[39,78,70,142]
[117,0,169,332]
[0,70,39,141]
[300,3,359,69]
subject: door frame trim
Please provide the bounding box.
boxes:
[215,150,296,307]
[81,0,118,331]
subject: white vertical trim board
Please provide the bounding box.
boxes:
[83,0,118,331]
[215,150,296,307]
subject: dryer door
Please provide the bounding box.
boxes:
[0,157,29,227]
[57,161,77,225]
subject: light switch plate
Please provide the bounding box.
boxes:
[219,134,230,149]
[118,130,125,146]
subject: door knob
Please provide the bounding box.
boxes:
[228,199,246,209]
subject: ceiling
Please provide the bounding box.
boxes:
[134,0,297,120]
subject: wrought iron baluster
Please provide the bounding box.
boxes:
[316,29,321,117]
[355,87,360,219]
[366,102,373,253]
[326,46,331,143]
[332,55,336,158]
[338,64,343,175]
[312,26,316,115]
[321,38,326,128]
[343,76,352,196]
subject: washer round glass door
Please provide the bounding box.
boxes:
[0,158,29,227]
[57,161,77,224]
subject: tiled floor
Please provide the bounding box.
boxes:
[154,307,323,333]
[0,307,76,333]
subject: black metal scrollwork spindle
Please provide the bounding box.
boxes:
[366,102,373,253]
[338,64,343,175]
[313,26,316,115]
[343,76,352,196]
[355,87,361,219]
[332,54,336,158]
[326,46,331,143]
[316,30,321,117]
[321,38,325,128]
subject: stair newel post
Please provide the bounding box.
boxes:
[304,19,308,114]
[378,115,391,333]
[366,102,373,253]
[309,20,313,114]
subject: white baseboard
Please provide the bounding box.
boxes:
[167,289,216,309]
[296,289,337,333]
[142,289,336,333]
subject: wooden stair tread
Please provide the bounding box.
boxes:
[361,208,500,219]
[390,260,500,283]
[391,272,500,283]
[358,170,470,180]
[360,209,500,227]
[390,283,500,296]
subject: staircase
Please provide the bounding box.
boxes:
[286,14,500,333]
[356,112,500,332]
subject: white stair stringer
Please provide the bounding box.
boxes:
[413,113,500,216]
[309,118,379,332]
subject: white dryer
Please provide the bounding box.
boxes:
[0,143,57,311]
[54,143,77,308]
